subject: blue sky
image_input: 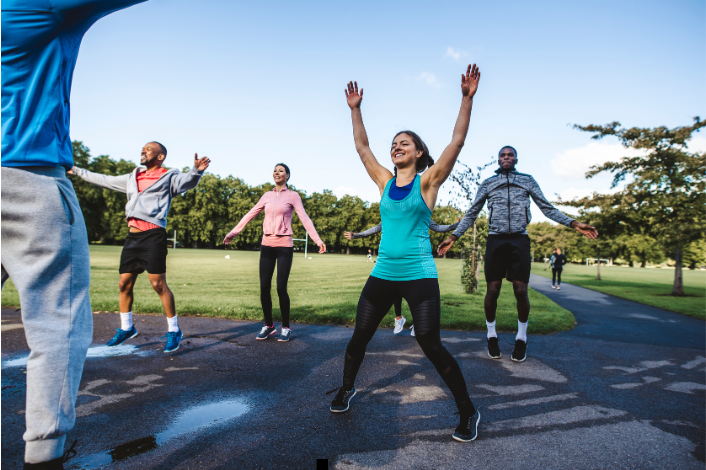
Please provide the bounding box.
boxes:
[70,0,705,222]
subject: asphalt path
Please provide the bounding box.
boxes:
[2,277,705,469]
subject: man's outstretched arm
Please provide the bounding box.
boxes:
[528,176,598,239]
[171,153,210,195]
[69,167,130,193]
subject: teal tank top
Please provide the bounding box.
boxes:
[371,176,438,281]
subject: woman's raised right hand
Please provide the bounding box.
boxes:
[345,81,363,109]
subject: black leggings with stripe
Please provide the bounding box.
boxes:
[259,245,293,328]
[342,276,474,411]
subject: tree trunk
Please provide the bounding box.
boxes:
[475,245,482,290]
[346,246,350,255]
[672,248,685,296]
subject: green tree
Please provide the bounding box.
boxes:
[566,118,706,294]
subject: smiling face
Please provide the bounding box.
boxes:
[390,133,422,170]
[140,142,166,167]
[498,147,517,170]
[273,165,290,186]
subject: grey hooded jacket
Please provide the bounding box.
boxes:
[72,166,203,228]
[452,168,574,238]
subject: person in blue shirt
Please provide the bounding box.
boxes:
[1,1,147,468]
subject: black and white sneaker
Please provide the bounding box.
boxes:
[511,339,527,362]
[256,325,277,341]
[329,387,356,413]
[452,409,480,442]
[278,327,291,342]
[487,336,501,359]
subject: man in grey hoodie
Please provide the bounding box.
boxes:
[438,146,597,362]
[70,142,210,353]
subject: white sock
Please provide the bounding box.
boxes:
[486,320,497,339]
[167,315,179,333]
[517,320,528,342]
[120,312,133,330]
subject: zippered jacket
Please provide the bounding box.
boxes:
[352,220,459,239]
[229,187,323,245]
[72,166,203,228]
[452,168,575,238]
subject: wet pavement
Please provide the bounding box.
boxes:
[1,278,705,469]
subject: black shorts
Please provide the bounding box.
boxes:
[484,234,531,284]
[119,229,168,274]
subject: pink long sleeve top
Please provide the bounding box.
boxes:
[229,186,323,248]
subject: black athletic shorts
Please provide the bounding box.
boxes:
[484,234,531,283]
[119,228,168,274]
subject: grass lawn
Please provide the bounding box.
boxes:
[2,246,574,334]
[532,262,705,320]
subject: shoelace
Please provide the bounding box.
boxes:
[63,440,78,463]
[160,331,180,341]
[259,326,269,334]
[454,411,474,431]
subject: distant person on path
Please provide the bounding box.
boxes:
[438,146,598,362]
[344,217,461,336]
[367,249,374,263]
[1,1,147,467]
[551,247,567,289]
[223,164,326,342]
[71,145,210,353]
[330,65,482,443]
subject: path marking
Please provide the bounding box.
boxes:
[604,360,672,375]
[488,393,578,410]
[681,356,706,370]
[1,324,23,331]
[476,384,545,396]
[487,405,626,432]
[664,382,706,394]
[498,357,568,383]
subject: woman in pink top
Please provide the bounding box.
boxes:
[223,163,326,342]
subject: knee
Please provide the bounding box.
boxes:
[118,279,133,293]
[513,285,528,298]
[276,286,288,297]
[151,279,168,295]
[486,286,501,300]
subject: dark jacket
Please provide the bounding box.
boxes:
[453,168,575,238]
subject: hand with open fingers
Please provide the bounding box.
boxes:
[318,243,327,254]
[438,237,456,256]
[574,222,599,240]
[344,231,354,240]
[194,153,211,172]
[345,81,363,109]
[461,64,481,99]
[223,231,237,245]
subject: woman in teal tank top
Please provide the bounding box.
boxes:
[329,65,483,443]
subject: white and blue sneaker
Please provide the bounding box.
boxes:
[394,317,406,334]
[410,325,415,337]
[163,329,183,353]
[256,325,277,340]
[278,327,291,342]
[106,326,138,347]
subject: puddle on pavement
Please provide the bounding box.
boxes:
[69,399,249,469]
[1,345,152,369]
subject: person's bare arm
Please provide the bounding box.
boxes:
[421,64,481,207]
[345,81,393,195]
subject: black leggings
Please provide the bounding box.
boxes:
[552,268,562,285]
[260,245,293,328]
[394,297,402,317]
[342,276,474,411]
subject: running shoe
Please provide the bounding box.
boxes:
[410,324,415,337]
[106,326,138,347]
[487,336,501,359]
[330,387,356,413]
[256,325,277,341]
[394,316,406,334]
[557,285,561,290]
[163,329,183,353]
[551,284,556,289]
[453,409,480,442]
[511,339,527,362]
[278,327,291,342]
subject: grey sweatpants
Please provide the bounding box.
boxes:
[1,166,92,464]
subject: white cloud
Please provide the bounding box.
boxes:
[416,72,442,89]
[550,141,645,179]
[686,135,706,153]
[444,46,464,62]
[333,185,381,204]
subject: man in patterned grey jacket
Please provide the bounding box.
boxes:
[438,146,597,362]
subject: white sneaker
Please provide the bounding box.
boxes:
[556,286,561,290]
[551,285,556,289]
[394,316,406,334]
[410,325,415,337]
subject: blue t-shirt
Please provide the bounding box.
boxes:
[1,0,146,168]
